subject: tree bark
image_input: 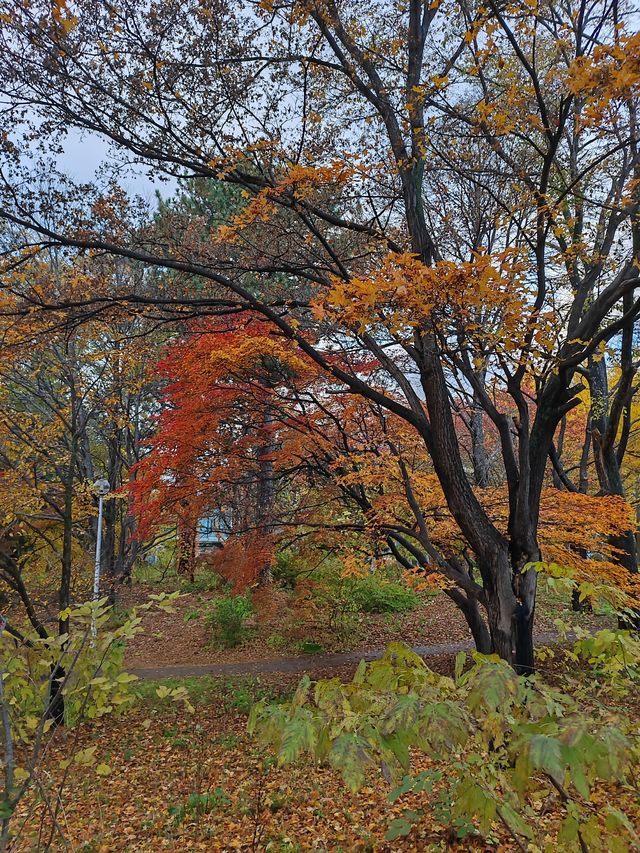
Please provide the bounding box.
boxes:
[255,409,276,584]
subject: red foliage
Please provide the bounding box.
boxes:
[204,533,275,592]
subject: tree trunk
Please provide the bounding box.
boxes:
[591,356,639,576]
[102,427,122,604]
[53,382,78,727]
[48,664,65,728]
[481,546,537,673]
[470,388,490,488]
[446,588,492,654]
[255,410,276,584]
[484,548,517,665]
[176,515,197,582]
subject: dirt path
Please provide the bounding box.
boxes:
[129,633,560,680]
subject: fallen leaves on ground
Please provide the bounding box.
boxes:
[122,585,614,672]
[11,663,639,853]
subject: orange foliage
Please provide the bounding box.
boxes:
[204,533,275,593]
[131,314,318,541]
[568,31,640,126]
[134,317,639,602]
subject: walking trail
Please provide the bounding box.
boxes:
[129,632,560,680]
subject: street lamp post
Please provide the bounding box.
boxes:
[92,478,111,638]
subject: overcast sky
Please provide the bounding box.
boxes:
[58,129,178,204]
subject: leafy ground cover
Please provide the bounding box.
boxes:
[6,568,629,851]
[122,571,615,672]
[12,647,639,852]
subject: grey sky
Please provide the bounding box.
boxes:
[58,129,178,204]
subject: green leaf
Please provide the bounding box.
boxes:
[73,746,97,766]
[389,774,416,803]
[382,642,427,670]
[454,780,496,836]
[328,734,374,792]
[580,814,602,849]
[13,767,29,784]
[278,708,317,765]
[499,802,534,840]
[467,661,517,712]
[382,732,410,772]
[115,672,138,684]
[605,807,638,839]
[558,804,580,846]
[381,693,421,735]
[95,763,111,776]
[291,674,311,709]
[571,763,590,800]
[353,659,367,685]
[527,735,564,783]
[385,816,415,841]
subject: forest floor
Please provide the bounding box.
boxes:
[121,581,614,672]
[13,655,640,853]
[12,659,488,853]
[11,581,636,852]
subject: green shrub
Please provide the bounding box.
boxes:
[168,788,230,825]
[272,550,306,589]
[0,594,181,845]
[206,595,252,647]
[108,604,134,629]
[181,568,226,594]
[305,577,361,641]
[265,632,297,654]
[308,573,419,635]
[299,639,323,655]
[347,575,419,613]
[266,632,289,652]
[221,678,282,713]
[250,638,640,851]
[291,559,420,641]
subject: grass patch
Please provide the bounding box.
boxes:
[134,674,291,714]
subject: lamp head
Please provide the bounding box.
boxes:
[93,478,111,497]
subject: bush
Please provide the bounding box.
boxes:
[265,632,289,652]
[0,594,180,847]
[168,788,230,825]
[181,567,226,594]
[298,577,361,641]
[347,575,420,613]
[206,595,252,647]
[250,638,640,850]
[291,560,420,643]
[299,639,324,655]
[272,550,307,589]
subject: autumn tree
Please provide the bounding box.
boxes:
[0,254,163,641]
[0,0,639,670]
[134,316,638,651]
[131,317,298,587]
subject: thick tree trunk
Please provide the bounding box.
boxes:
[484,548,517,665]
[481,546,537,673]
[514,599,535,674]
